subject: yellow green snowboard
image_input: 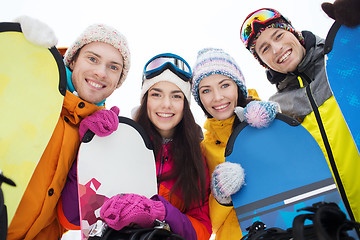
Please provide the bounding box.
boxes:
[0,22,66,222]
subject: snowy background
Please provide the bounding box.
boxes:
[1,0,335,239]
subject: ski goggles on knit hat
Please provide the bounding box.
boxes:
[142,53,192,83]
[240,8,292,49]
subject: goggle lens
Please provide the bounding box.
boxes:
[145,57,190,73]
[240,9,279,44]
[143,54,191,82]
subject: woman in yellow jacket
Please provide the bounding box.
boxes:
[7,21,131,239]
[191,48,278,239]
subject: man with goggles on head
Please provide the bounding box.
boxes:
[240,8,360,226]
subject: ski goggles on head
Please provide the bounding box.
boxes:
[240,8,290,48]
[143,53,192,83]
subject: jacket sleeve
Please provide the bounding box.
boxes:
[151,195,198,240]
[57,159,81,230]
[185,196,212,240]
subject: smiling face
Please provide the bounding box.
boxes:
[199,74,238,120]
[147,81,185,139]
[69,42,124,104]
[255,28,306,74]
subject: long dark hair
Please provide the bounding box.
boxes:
[134,92,208,211]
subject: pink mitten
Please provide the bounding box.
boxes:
[79,106,120,140]
[100,193,166,230]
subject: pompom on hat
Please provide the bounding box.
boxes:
[240,8,304,68]
[64,24,131,86]
[191,48,247,105]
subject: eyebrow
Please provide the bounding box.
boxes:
[198,78,232,89]
[258,29,280,53]
[149,88,183,94]
[84,50,123,66]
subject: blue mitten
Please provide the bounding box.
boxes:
[235,101,280,129]
[211,162,245,205]
[14,15,58,48]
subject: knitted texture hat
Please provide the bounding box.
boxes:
[64,24,131,86]
[141,69,192,103]
[191,48,247,105]
[243,9,304,68]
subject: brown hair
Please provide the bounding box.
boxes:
[134,92,208,211]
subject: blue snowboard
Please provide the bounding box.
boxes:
[225,114,354,236]
[325,22,360,150]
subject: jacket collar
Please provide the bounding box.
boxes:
[62,90,104,125]
[204,116,235,144]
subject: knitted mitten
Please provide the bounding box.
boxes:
[100,193,166,230]
[79,106,119,140]
[235,101,280,129]
[211,162,245,205]
[14,15,58,48]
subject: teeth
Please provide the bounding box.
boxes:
[158,113,173,117]
[88,80,103,88]
[279,50,291,63]
[214,104,228,110]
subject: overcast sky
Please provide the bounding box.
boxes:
[2,0,335,128]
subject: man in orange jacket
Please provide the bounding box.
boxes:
[7,18,131,240]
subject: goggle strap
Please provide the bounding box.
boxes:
[143,62,191,83]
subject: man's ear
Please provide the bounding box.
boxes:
[116,73,123,88]
[69,60,75,71]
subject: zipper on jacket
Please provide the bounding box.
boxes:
[303,73,355,222]
[157,144,167,193]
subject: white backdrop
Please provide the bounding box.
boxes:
[1,0,335,239]
[1,0,335,127]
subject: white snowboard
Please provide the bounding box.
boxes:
[77,116,157,239]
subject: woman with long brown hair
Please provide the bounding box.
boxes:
[100,53,212,240]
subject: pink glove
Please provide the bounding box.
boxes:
[79,106,120,140]
[100,193,166,231]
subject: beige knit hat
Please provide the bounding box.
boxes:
[64,24,131,86]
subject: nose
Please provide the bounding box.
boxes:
[94,64,107,79]
[161,96,172,108]
[213,88,224,101]
[272,42,283,54]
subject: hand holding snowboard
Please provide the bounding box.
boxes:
[79,106,120,139]
[100,193,166,230]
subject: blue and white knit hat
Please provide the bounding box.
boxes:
[191,48,247,105]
